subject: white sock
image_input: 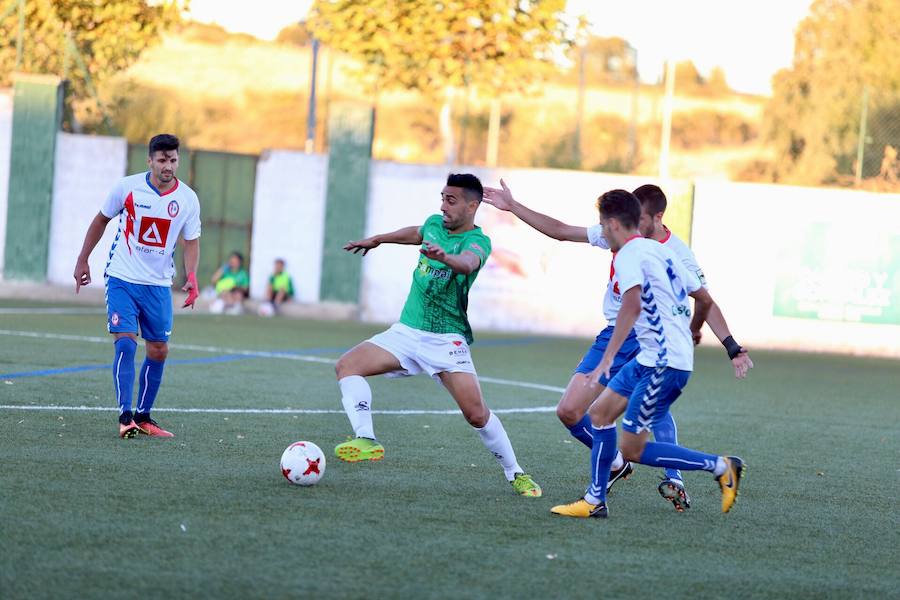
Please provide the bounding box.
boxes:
[475,412,523,481]
[713,456,727,476]
[339,376,375,439]
[610,450,625,471]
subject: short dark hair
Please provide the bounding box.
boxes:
[446,173,483,202]
[229,251,244,265]
[149,134,180,156]
[632,184,667,216]
[597,189,641,229]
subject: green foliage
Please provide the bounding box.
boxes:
[671,110,757,149]
[275,22,311,48]
[764,0,900,184]
[307,0,572,98]
[0,0,183,127]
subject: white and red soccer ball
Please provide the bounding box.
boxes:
[280,441,325,486]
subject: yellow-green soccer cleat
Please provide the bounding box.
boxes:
[716,456,745,513]
[334,437,384,463]
[510,473,542,497]
[550,498,608,519]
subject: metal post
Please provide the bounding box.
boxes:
[306,37,320,154]
[15,0,25,69]
[855,86,869,185]
[574,44,586,168]
[627,46,638,172]
[659,59,676,179]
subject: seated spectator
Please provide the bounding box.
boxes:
[259,258,295,317]
[210,251,249,315]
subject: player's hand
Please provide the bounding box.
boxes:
[691,328,702,346]
[482,178,516,211]
[344,237,379,256]
[74,260,91,294]
[731,349,754,379]
[420,241,447,263]
[182,272,199,309]
[584,357,613,387]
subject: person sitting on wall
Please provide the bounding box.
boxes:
[259,258,294,317]
[210,251,249,315]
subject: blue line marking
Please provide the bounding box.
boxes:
[0,337,544,380]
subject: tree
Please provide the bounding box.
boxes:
[764,0,900,184]
[307,0,572,163]
[0,0,183,128]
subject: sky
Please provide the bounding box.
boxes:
[185,0,814,96]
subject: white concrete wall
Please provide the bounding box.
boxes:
[360,161,655,337]
[691,180,900,357]
[0,90,13,279]
[47,133,127,287]
[249,150,328,302]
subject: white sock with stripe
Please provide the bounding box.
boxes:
[475,412,523,481]
[338,376,375,439]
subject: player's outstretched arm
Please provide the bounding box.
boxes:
[483,179,589,243]
[689,288,753,379]
[73,212,112,293]
[420,244,480,275]
[344,226,423,256]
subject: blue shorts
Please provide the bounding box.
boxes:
[574,326,640,386]
[607,359,691,434]
[106,276,173,342]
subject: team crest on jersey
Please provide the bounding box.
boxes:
[110,312,120,326]
[167,200,179,217]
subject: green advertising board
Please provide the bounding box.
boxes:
[774,222,900,324]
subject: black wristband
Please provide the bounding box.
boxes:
[722,336,742,360]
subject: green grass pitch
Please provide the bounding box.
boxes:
[1,300,898,598]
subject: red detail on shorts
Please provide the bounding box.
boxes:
[303,458,321,476]
[452,341,463,347]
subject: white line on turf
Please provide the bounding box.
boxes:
[0,329,568,393]
[0,404,556,415]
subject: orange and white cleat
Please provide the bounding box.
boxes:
[135,417,175,437]
[119,420,140,439]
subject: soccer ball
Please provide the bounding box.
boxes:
[280,441,325,486]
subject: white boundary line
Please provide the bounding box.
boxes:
[0,329,567,392]
[0,404,557,416]
[0,308,106,315]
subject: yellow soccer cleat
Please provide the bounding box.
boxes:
[716,456,745,513]
[550,498,608,519]
[334,437,384,463]
[510,473,542,497]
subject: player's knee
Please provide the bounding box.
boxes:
[587,402,614,427]
[463,406,489,428]
[147,343,168,361]
[620,440,643,463]
[556,402,581,427]
[334,356,354,380]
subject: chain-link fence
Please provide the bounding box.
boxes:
[855,87,900,189]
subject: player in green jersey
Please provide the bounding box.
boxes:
[333,173,541,497]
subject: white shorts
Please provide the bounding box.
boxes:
[367,323,477,380]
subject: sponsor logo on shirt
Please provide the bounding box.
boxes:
[138,217,172,248]
[417,257,452,281]
[168,200,180,217]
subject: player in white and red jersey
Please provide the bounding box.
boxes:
[73,134,201,438]
[483,180,752,512]
[548,190,745,519]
